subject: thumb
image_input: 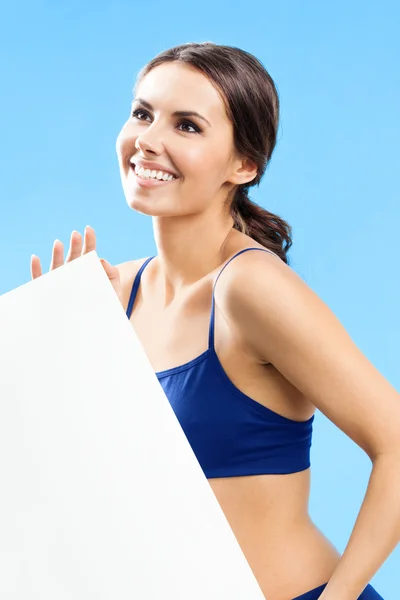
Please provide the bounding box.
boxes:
[99,258,120,283]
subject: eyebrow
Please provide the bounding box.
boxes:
[132,97,212,127]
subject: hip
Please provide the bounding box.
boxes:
[292,580,384,600]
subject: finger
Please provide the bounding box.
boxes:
[65,230,83,263]
[82,225,96,255]
[50,240,64,270]
[30,255,42,279]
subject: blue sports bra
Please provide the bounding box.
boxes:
[126,247,314,479]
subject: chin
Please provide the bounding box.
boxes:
[125,195,173,217]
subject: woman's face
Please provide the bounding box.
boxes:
[116,62,246,218]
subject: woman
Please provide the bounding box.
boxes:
[31,43,399,599]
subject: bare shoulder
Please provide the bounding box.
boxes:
[215,245,291,308]
[115,257,152,313]
[214,246,294,357]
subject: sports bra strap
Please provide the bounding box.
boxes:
[208,247,279,351]
[126,256,156,319]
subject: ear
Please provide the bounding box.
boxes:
[227,156,258,186]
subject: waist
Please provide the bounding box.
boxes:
[209,468,312,524]
[208,471,341,599]
[226,514,340,599]
[247,523,341,600]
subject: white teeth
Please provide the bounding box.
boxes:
[131,161,176,181]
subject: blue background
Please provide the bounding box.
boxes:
[0,1,398,597]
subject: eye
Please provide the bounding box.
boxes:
[179,121,200,134]
[130,108,201,134]
[131,108,150,122]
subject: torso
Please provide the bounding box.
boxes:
[119,237,341,600]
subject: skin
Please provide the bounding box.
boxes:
[31,62,400,599]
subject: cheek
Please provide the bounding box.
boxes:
[181,147,221,183]
[115,124,131,159]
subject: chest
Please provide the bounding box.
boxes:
[126,264,315,424]
[129,288,217,373]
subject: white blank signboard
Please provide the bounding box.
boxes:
[0,251,265,599]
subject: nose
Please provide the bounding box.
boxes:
[134,121,166,156]
[116,118,167,164]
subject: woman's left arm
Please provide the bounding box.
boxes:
[219,251,400,600]
[318,451,400,599]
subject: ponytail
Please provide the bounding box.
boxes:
[230,189,292,264]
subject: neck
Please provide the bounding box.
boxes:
[152,210,237,307]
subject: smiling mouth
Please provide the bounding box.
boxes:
[129,163,180,186]
[129,162,179,181]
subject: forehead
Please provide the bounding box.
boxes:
[135,62,229,123]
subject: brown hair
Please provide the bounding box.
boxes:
[135,42,293,264]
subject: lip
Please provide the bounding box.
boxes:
[130,158,179,178]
